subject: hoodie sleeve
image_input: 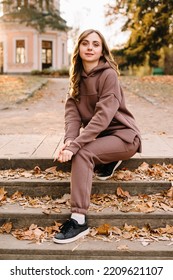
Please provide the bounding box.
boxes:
[66,70,122,154]
[64,95,82,143]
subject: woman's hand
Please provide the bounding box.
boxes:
[57,149,73,163]
[54,140,73,162]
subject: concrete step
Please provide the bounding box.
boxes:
[0,234,173,260]
[1,203,173,229]
[0,157,173,171]
[0,178,171,198]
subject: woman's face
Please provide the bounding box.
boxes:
[79,32,103,65]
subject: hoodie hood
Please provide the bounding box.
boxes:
[81,60,111,77]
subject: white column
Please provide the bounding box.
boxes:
[57,32,61,69]
[33,31,38,69]
[54,0,60,11]
[3,35,8,73]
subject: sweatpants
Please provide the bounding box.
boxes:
[70,135,140,215]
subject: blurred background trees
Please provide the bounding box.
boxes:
[106,0,173,74]
[1,0,68,32]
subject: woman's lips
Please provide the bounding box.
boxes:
[85,53,94,56]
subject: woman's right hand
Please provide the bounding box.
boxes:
[54,140,72,162]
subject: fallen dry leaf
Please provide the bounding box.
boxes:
[122,232,132,239]
[166,186,173,199]
[33,166,42,174]
[11,223,58,243]
[88,228,98,237]
[160,202,173,212]
[45,166,57,174]
[11,191,23,201]
[0,188,7,202]
[0,222,13,233]
[135,202,155,213]
[116,170,133,181]
[96,224,111,236]
[117,187,130,198]
[123,223,138,232]
[138,162,150,171]
[109,226,122,236]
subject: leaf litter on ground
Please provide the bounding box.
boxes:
[0,75,45,108]
[0,165,71,181]
[112,162,173,182]
[0,162,172,181]
[0,162,173,246]
[0,162,173,214]
[1,183,173,214]
[1,183,173,246]
[1,221,173,248]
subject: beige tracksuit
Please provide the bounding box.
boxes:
[64,61,142,214]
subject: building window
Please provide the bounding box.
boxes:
[17,0,28,9]
[16,40,25,64]
[39,0,50,11]
[42,40,52,69]
[24,0,29,7]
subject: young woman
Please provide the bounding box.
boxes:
[53,29,142,244]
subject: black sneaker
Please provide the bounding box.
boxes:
[53,218,89,244]
[96,160,122,181]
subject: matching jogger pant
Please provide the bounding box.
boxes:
[70,135,140,215]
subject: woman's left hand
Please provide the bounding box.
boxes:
[57,149,73,163]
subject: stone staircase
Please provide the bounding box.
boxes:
[0,156,173,260]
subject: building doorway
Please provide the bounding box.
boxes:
[0,42,3,74]
[42,40,52,70]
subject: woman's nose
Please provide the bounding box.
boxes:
[87,44,93,50]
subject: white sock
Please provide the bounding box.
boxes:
[71,213,85,224]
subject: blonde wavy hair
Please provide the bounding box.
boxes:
[69,29,119,100]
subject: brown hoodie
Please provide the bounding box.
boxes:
[64,61,142,154]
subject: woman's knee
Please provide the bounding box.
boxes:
[73,147,95,165]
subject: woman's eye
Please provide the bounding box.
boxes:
[81,41,100,47]
[81,41,88,46]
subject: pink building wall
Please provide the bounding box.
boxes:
[0,1,68,74]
